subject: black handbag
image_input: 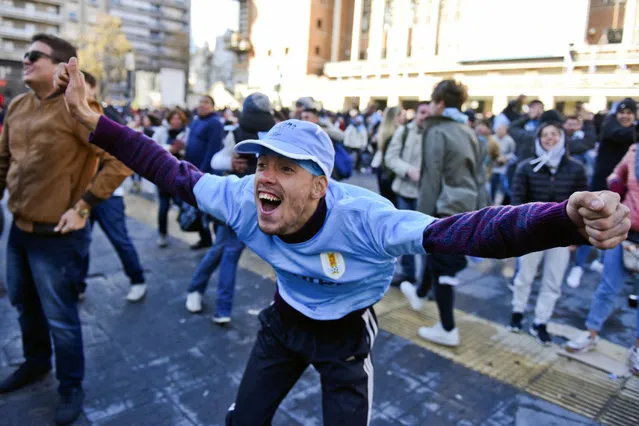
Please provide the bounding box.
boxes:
[177,203,202,232]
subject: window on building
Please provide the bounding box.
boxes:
[285,47,289,55]
[315,46,320,56]
[317,19,322,29]
[383,0,394,29]
[361,0,372,32]
[410,0,419,26]
[607,28,624,43]
[268,49,272,56]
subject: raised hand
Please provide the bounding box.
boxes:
[566,191,631,249]
[53,57,100,131]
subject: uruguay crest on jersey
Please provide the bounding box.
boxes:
[320,251,346,280]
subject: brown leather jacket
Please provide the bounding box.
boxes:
[0,92,131,233]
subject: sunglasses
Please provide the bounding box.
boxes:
[23,50,55,63]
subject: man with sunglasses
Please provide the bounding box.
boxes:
[0,34,130,425]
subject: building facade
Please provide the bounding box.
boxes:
[0,0,190,106]
[235,0,639,115]
[0,0,65,102]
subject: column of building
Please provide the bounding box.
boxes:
[331,0,342,62]
[350,0,362,61]
[366,0,385,62]
[623,0,637,45]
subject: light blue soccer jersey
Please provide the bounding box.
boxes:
[193,174,435,320]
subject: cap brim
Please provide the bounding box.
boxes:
[234,139,330,177]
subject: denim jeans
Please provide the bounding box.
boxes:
[490,172,511,202]
[586,244,639,339]
[187,224,245,317]
[574,246,604,268]
[6,223,89,392]
[395,195,417,280]
[78,196,145,287]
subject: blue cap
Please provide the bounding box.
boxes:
[234,119,334,177]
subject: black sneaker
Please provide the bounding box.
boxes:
[507,312,523,333]
[55,387,85,425]
[190,240,213,250]
[530,323,552,346]
[0,362,51,394]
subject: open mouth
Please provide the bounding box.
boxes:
[258,191,282,213]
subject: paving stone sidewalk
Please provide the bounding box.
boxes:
[0,209,602,426]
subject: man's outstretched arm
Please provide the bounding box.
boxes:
[423,192,630,258]
[53,57,203,207]
[90,116,203,206]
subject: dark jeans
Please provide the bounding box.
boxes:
[78,196,145,290]
[158,190,175,236]
[226,304,378,425]
[395,195,417,280]
[376,168,397,207]
[158,189,211,243]
[6,223,89,393]
[187,224,245,317]
[490,172,511,204]
[417,253,467,331]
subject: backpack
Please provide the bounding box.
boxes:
[332,141,353,180]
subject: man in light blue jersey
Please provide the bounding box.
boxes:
[54,59,631,425]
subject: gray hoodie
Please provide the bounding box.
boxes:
[418,108,489,217]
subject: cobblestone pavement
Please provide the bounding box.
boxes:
[0,174,629,425]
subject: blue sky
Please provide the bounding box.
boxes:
[191,0,239,49]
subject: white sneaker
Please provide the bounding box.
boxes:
[565,331,599,353]
[126,284,147,302]
[590,260,604,274]
[628,347,639,376]
[566,266,584,288]
[186,291,203,313]
[400,281,424,311]
[157,235,169,248]
[212,315,231,325]
[418,322,460,347]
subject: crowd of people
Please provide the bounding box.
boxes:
[0,32,636,425]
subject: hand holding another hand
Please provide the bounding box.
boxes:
[566,191,631,250]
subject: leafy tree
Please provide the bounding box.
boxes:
[76,14,131,98]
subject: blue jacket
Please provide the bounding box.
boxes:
[185,113,223,173]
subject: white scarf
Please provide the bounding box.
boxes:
[529,132,566,174]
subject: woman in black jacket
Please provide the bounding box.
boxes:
[591,98,637,192]
[508,122,588,345]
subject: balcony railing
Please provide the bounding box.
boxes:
[0,49,26,62]
[0,5,63,24]
[224,31,252,54]
[0,27,34,41]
